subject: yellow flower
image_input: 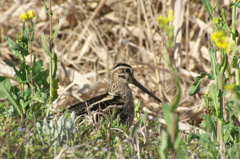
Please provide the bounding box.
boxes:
[19,10,35,22]
[28,10,35,19]
[156,9,174,26]
[156,9,174,48]
[19,12,29,22]
[211,30,231,52]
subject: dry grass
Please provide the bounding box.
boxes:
[0,0,233,130]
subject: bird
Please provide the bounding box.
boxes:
[66,63,162,125]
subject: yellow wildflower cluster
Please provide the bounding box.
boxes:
[156,10,174,48]
[156,9,174,29]
[211,30,232,52]
[19,10,35,22]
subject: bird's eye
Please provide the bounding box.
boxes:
[125,69,130,73]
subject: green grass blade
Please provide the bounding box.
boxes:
[201,0,213,19]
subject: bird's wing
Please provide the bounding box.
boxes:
[66,93,125,116]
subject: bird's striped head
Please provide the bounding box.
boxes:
[112,63,134,84]
[111,63,162,103]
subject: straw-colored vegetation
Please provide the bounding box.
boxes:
[0,0,239,158]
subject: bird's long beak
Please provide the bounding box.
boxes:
[131,77,162,103]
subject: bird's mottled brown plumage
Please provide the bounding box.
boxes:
[66,63,161,125]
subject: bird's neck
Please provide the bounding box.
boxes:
[108,80,132,99]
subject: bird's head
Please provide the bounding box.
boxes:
[112,63,134,84]
[112,63,162,103]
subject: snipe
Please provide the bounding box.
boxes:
[66,63,161,125]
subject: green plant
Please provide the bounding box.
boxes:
[156,9,186,158]
[0,0,59,124]
[158,53,186,159]
[189,0,240,157]
[0,12,42,120]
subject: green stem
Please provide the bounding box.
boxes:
[171,114,176,145]
[232,0,240,147]
[236,69,240,85]
[28,27,34,97]
[231,0,237,42]
[218,59,225,156]
[217,119,223,155]
[232,0,240,85]
[49,0,53,108]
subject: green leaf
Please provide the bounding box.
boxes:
[201,0,213,19]
[68,111,75,129]
[21,22,28,39]
[235,29,239,37]
[131,119,141,139]
[163,53,175,72]
[171,77,181,111]
[36,122,42,132]
[57,115,65,136]
[23,89,31,100]
[220,52,228,72]
[174,135,182,152]
[19,99,25,109]
[188,79,201,95]
[3,60,15,67]
[19,98,31,114]
[41,34,51,57]
[199,132,211,144]
[231,29,239,39]
[232,56,240,68]
[13,65,30,83]
[34,69,49,87]
[209,84,220,117]
[159,131,168,159]
[50,20,59,41]
[200,115,217,139]
[43,118,50,134]
[163,104,171,126]
[224,120,235,142]
[208,48,219,77]
[0,76,21,115]
[163,103,179,142]
[6,37,29,60]
[32,92,48,103]
[0,76,11,98]
[41,0,53,16]
[33,60,44,78]
[230,2,240,8]
[188,72,214,95]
